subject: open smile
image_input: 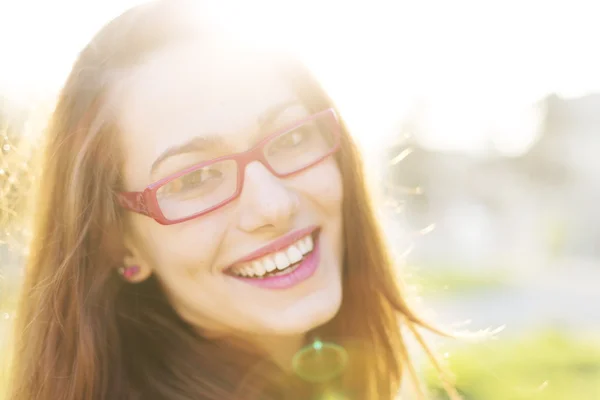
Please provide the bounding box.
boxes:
[224,225,321,289]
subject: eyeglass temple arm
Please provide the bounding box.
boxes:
[116,191,150,216]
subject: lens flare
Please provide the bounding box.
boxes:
[292,339,348,383]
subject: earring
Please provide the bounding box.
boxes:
[118,265,140,279]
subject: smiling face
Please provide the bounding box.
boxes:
[116,41,344,340]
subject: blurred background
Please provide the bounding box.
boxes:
[1,1,599,399]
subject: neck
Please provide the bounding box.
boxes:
[201,326,307,371]
[251,333,306,371]
[214,332,306,371]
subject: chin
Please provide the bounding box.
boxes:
[258,281,343,335]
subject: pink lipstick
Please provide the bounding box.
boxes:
[226,226,321,290]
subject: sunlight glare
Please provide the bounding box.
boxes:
[0,0,599,156]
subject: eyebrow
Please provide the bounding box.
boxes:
[150,100,301,175]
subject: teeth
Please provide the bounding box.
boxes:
[298,240,308,254]
[274,252,291,270]
[251,261,266,277]
[263,257,277,272]
[287,245,303,263]
[304,236,314,252]
[230,233,316,277]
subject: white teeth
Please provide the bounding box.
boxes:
[287,245,303,263]
[304,235,314,252]
[298,240,308,255]
[263,257,277,272]
[251,261,266,277]
[230,233,316,277]
[274,252,291,270]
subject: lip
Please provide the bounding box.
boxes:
[230,232,321,290]
[225,225,319,270]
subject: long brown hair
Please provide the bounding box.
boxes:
[8,1,457,399]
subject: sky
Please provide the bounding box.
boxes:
[1,0,599,155]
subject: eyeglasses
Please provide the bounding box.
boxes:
[117,108,341,225]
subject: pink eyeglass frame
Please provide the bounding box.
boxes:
[117,108,341,225]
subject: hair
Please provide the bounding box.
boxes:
[8,1,458,399]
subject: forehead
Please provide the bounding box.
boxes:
[115,41,299,187]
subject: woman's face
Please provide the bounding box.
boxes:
[116,42,344,339]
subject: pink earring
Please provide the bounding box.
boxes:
[118,265,140,279]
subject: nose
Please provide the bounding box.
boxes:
[237,161,299,233]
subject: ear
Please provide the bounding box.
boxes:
[121,235,153,283]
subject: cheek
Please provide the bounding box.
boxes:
[294,159,343,208]
[134,211,232,276]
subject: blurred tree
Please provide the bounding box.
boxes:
[0,96,37,250]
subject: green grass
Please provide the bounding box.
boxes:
[408,267,509,297]
[0,282,18,400]
[426,331,600,400]
[0,323,13,400]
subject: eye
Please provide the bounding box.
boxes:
[181,168,220,187]
[160,166,223,196]
[269,127,311,154]
[282,131,304,147]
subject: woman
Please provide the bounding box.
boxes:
[8,1,458,399]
